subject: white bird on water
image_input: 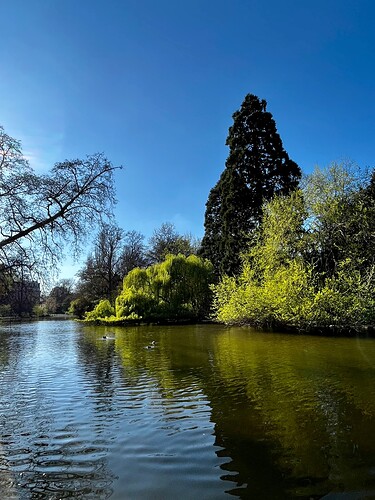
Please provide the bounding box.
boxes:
[145,340,156,349]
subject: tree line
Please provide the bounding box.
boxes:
[0,125,117,316]
[213,164,375,332]
[68,222,201,318]
[1,93,374,331]
[5,221,200,318]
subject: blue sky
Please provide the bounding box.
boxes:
[1,0,374,280]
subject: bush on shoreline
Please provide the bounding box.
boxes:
[212,164,375,332]
[83,254,214,324]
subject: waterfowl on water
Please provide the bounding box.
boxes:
[102,333,115,340]
[145,340,156,349]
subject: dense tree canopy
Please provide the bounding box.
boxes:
[82,254,214,323]
[45,279,74,314]
[213,163,375,332]
[73,222,201,316]
[303,162,375,276]
[200,94,301,277]
[116,254,213,321]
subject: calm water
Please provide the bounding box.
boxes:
[1,321,375,499]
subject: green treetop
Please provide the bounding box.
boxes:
[200,94,301,277]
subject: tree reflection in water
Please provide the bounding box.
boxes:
[78,323,375,498]
[2,321,371,498]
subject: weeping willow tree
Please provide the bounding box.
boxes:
[116,254,214,321]
[85,254,214,322]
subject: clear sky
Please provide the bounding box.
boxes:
[1,0,374,279]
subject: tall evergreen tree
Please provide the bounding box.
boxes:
[200,94,301,276]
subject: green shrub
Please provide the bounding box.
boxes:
[33,304,48,317]
[0,304,11,317]
[85,299,114,321]
[68,297,93,319]
[212,182,375,332]
[115,254,214,322]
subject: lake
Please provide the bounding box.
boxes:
[1,320,375,499]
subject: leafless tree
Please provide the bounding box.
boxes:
[147,222,200,264]
[119,230,147,276]
[76,223,125,303]
[0,125,119,286]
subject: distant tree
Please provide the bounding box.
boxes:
[45,279,74,314]
[68,296,93,319]
[147,222,199,264]
[7,271,41,317]
[76,223,125,304]
[200,94,301,277]
[0,125,118,284]
[119,230,147,277]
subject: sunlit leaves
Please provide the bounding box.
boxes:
[212,163,375,331]
[114,254,214,321]
[85,299,114,321]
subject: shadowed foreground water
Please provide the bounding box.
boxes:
[1,320,375,499]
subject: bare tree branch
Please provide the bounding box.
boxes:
[0,126,121,286]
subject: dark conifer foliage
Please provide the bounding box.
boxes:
[200,94,301,277]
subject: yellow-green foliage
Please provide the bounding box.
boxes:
[115,254,214,321]
[309,260,375,327]
[213,191,315,328]
[214,259,315,328]
[33,304,48,317]
[213,185,375,331]
[85,299,114,321]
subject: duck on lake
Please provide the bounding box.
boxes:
[102,334,115,340]
[145,340,156,349]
